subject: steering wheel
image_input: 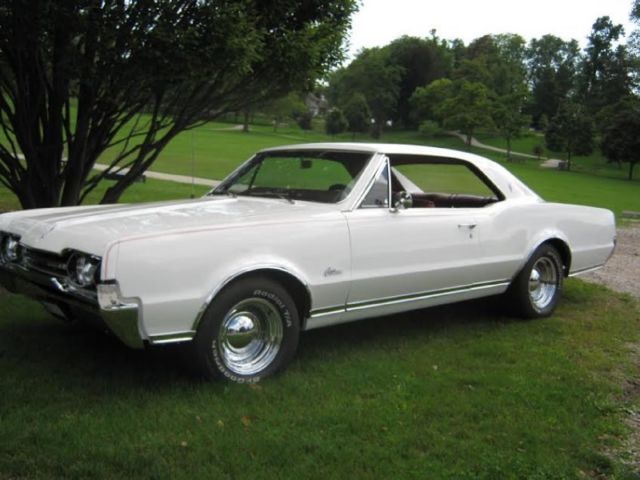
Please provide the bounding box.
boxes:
[328,183,347,192]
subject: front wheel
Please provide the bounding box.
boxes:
[189,276,300,383]
[507,244,563,318]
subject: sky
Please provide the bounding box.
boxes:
[347,0,636,58]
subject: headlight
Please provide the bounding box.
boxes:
[1,234,21,263]
[67,253,101,288]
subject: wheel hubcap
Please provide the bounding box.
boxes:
[528,256,559,311]
[217,298,283,376]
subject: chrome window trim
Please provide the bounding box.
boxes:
[353,155,391,210]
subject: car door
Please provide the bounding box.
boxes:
[343,158,487,306]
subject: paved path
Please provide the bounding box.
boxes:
[93,163,220,188]
[446,131,564,168]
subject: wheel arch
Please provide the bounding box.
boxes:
[543,238,572,276]
[191,266,313,333]
[521,236,572,278]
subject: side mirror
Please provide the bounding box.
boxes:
[391,191,413,212]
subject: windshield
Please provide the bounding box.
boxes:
[211,150,372,203]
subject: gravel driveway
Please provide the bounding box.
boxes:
[581,223,640,298]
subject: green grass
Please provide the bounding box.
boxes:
[0,281,638,478]
[475,130,632,181]
[2,120,640,218]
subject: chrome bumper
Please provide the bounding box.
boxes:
[0,266,145,349]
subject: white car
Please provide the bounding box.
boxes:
[0,143,616,382]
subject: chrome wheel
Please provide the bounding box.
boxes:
[217,298,284,376]
[528,256,559,311]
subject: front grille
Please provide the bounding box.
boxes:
[21,248,68,278]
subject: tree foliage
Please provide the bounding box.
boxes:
[328,47,401,138]
[601,99,640,180]
[343,93,371,138]
[545,102,595,170]
[385,34,452,127]
[0,0,357,208]
[262,93,307,132]
[578,17,634,114]
[439,81,495,145]
[325,108,347,136]
[492,93,530,160]
[526,35,580,128]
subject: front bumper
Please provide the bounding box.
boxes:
[0,265,144,349]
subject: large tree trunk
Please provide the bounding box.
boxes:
[629,161,637,180]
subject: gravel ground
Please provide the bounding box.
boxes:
[581,223,640,298]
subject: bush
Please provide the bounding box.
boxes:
[325,108,347,136]
[418,120,440,137]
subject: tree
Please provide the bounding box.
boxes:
[601,100,640,180]
[492,92,530,160]
[385,34,452,127]
[410,78,454,126]
[327,47,401,138]
[577,17,633,114]
[438,81,495,145]
[343,94,371,139]
[0,0,357,208]
[325,108,347,136]
[545,102,594,170]
[462,34,528,97]
[525,35,581,127]
[262,93,307,132]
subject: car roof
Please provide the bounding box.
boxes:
[260,142,541,200]
[261,142,494,168]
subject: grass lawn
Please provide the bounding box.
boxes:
[1,121,640,219]
[0,281,638,478]
[1,121,640,477]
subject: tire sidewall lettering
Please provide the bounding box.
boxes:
[252,289,293,328]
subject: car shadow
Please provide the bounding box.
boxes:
[0,295,513,389]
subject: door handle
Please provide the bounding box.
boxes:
[457,223,477,229]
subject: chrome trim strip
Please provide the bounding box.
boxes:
[309,279,511,318]
[568,264,605,277]
[149,331,195,345]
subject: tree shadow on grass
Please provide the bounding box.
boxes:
[0,295,514,391]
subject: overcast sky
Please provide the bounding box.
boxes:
[347,0,636,58]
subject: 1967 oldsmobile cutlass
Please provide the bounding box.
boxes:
[0,143,616,382]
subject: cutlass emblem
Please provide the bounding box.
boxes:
[323,267,342,277]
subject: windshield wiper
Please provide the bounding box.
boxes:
[209,190,236,198]
[241,189,295,204]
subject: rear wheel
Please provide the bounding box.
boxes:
[507,244,563,318]
[190,276,300,383]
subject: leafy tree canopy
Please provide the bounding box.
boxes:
[0,0,357,208]
[328,47,401,138]
[343,93,371,137]
[545,101,595,170]
[325,108,347,136]
[601,98,640,180]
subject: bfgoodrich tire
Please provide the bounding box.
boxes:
[507,244,563,318]
[190,276,300,383]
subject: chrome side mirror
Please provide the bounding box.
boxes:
[391,191,413,212]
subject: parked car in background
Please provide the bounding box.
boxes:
[0,143,616,382]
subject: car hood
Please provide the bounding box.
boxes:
[0,196,337,256]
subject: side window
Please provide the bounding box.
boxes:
[392,161,500,208]
[360,164,389,208]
